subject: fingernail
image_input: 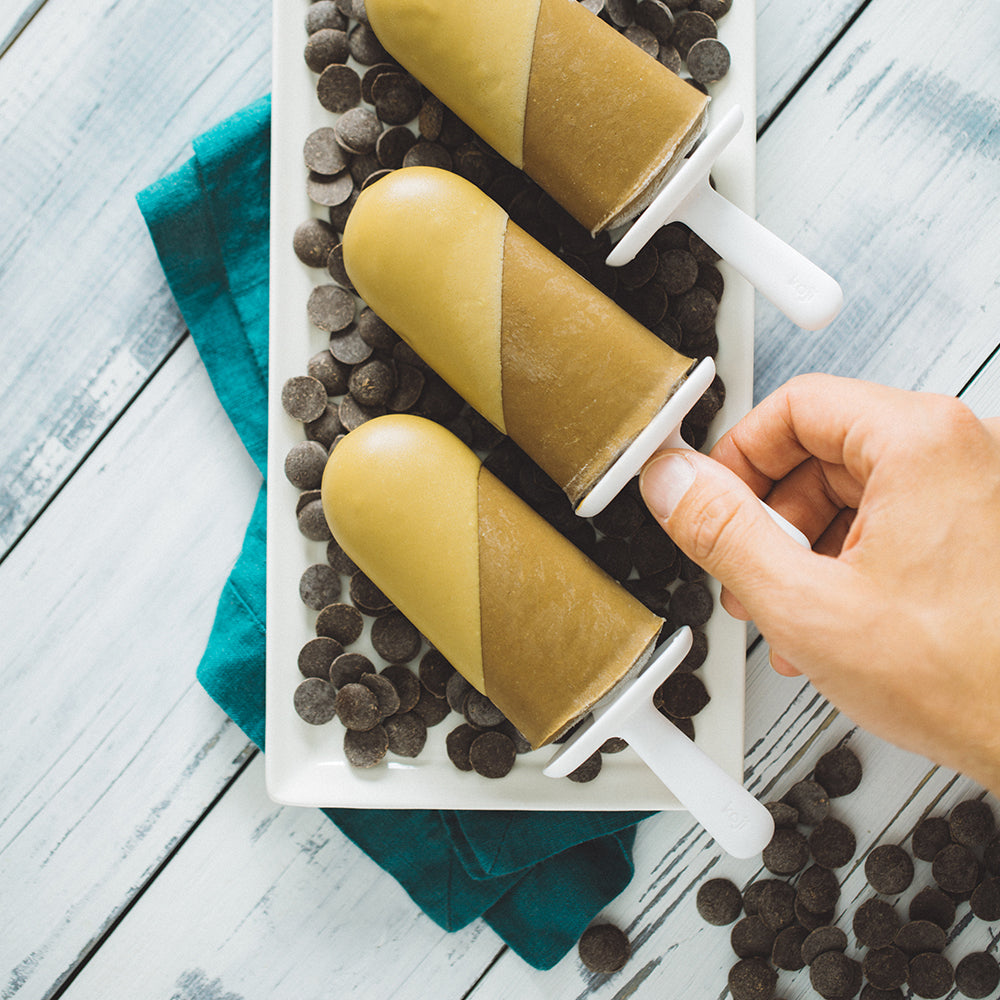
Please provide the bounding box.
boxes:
[640,452,696,520]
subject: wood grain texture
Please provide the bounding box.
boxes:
[752,0,999,402]
[55,756,503,1000]
[0,340,261,1000]
[0,0,270,554]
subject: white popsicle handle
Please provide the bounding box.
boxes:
[678,182,844,332]
[617,702,775,858]
[543,628,774,858]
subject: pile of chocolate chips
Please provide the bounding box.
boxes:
[285,0,738,772]
[695,745,1000,999]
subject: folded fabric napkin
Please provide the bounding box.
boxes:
[137,94,651,969]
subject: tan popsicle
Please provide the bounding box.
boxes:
[342,166,698,510]
[363,0,709,235]
[321,414,664,749]
[321,414,775,857]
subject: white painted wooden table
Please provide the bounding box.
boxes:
[1,0,997,997]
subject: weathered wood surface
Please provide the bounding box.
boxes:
[0,0,997,997]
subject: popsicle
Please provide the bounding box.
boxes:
[321,414,774,857]
[363,0,709,236]
[342,166,700,512]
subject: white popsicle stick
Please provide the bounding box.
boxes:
[543,627,774,858]
[606,105,844,331]
[576,358,811,549]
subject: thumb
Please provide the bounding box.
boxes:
[639,449,817,619]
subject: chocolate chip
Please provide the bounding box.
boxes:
[411,686,451,727]
[680,628,708,669]
[316,63,361,113]
[298,636,343,680]
[696,260,725,299]
[771,924,809,971]
[285,440,329,490]
[359,671,400,719]
[865,844,914,895]
[766,801,800,829]
[696,0,731,16]
[464,688,506,729]
[625,20,660,53]
[417,649,454,698]
[402,140,453,171]
[328,188,359,233]
[853,897,900,949]
[335,682,381,731]
[658,42,683,74]
[578,923,630,974]
[797,865,841,916]
[297,499,333,541]
[315,602,364,645]
[809,818,856,869]
[731,916,775,959]
[347,358,395,409]
[758,880,797,931]
[307,169,355,208]
[907,886,955,930]
[444,671,472,714]
[343,724,388,767]
[955,952,1000,999]
[593,537,632,580]
[742,879,782,917]
[469,731,516,779]
[984,832,1000,875]
[618,241,659,289]
[762,827,810,876]
[863,946,908,992]
[386,363,424,412]
[567,751,603,783]
[308,350,349,396]
[686,37,730,83]
[932,843,980,894]
[668,580,714,627]
[293,218,339,268]
[894,920,946,956]
[672,285,718,334]
[810,950,862,1000]
[305,403,344,448]
[912,816,953,861]
[619,282,669,327]
[796,898,835,932]
[303,127,349,176]
[671,9,717,57]
[304,27,349,74]
[593,490,645,538]
[727,957,777,1000]
[697,878,743,925]
[349,571,393,615]
[348,21,389,64]
[376,125,417,169]
[801,925,847,966]
[305,1,346,34]
[445,723,478,771]
[299,563,341,610]
[814,747,862,798]
[369,610,420,663]
[784,780,830,826]
[908,952,954,999]
[334,106,382,155]
[307,283,355,333]
[293,677,338,725]
[656,672,710,719]
[859,986,903,1000]
[380,664,420,712]
[329,328,374,366]
[600,736,629,754]
[283,376,329,425]
[950,799,996,847]
[370,71,422,126]
[383,712,426,758]
[970,875,1000,920]
[689,230,722,263]
[629,522,678,578]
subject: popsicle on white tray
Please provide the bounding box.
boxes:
[364,0,708,235]
[321,414,774,856]
[342,166,701,512]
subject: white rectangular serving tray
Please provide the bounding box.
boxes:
[266,0,758,810]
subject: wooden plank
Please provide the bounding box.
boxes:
[0,0,45,60]
[756,0,865,126]
[0,339,262,1000]
[54,756,503,1000]
[751,0,999,403]
[0,0,270,554]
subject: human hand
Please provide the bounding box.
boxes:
[639,373,1000,793]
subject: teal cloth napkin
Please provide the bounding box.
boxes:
[137,94,651,969]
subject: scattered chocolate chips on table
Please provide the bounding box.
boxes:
[693,742,1000,998]
[578,922,631,974]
